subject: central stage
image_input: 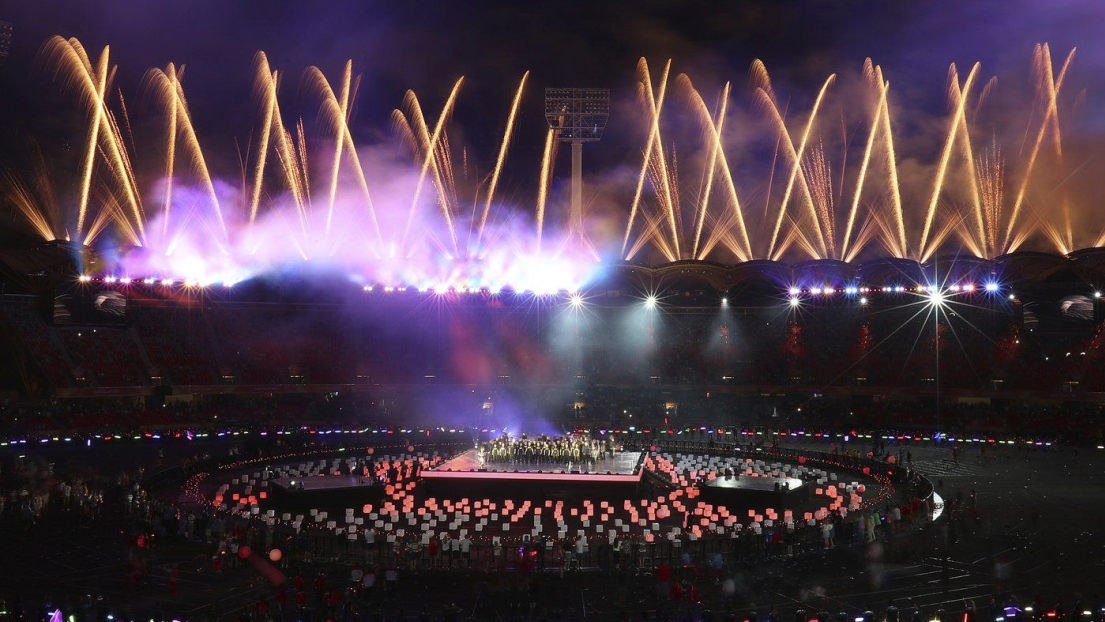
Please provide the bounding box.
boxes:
[420,449,646,498]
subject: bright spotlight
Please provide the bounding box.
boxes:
[789,296,800,308]
[985,282,999,292]
[859,297,868,306]
[720,297,728,306]
[644,295,658,308]
[927,289,946,306]
[1095,291,1102,299]
[569,294,584,308]
[788,286,801,296]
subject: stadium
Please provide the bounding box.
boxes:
[2,26,1105,622]
[1,243,1104,409]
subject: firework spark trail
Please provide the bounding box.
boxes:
[535,128,557,255]
[308,64,384,252]
[271,123,306,232]
[45,39,148,245]
[751,60,783,227]
[977,139,1005,258]
[102,108,147,247]
[760,74,834,260]
[626,211,675,262]
[248,54,277,225]
[254,62,313,238]
[277,107,309,235]
[803,141,836,259]
[315,61,351,241]
[401,78,464,257]
[437,132,461,241]
[876,67,907,259]
[154,64,228,243]
[47,38,108,240]
[947,72,985,260]
[1005,44,1074,253]
[622,58,672,260]
[160,67,178,240]
[5,180,55,241]
[297,119,312,220]
[645,142,680,262]
[919,62,980,261]
[638,60,680,259]
[2,145,61,241]
[698,210,747,263]
[478,71,529,254]
[679,77,752,261]
[688,79,727,260]
[86,193,123,246]
[976,76,999,121]
[1046,65,1074,254]
[842,62,887,261]
[252,58,309,234]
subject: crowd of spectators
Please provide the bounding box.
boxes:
[1,292,1104,397]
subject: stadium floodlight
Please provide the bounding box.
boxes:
[569,294,584,308]
[1095,291,1102,299]
[545,88,610,244]
[859,297,868,306]
[788,286,801,296]
[644,295,658,309]
[985,282,999,292]
[720,297,728,306]
[789,297,800,308]
[927,288,946,306]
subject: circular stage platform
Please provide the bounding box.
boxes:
[199,442,904,548]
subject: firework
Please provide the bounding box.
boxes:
[4,37,1092,294]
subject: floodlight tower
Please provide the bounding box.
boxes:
[545,88,609,245]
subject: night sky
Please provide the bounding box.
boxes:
[0,0,1102,255]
